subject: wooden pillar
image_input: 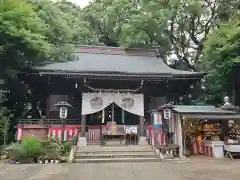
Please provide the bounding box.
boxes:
[81,115,86,137]
[121,109,125,124]
[139,116,144,136]
[111,103,114,122]
[176,113,183,157]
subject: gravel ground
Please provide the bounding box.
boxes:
[0,157,240,180]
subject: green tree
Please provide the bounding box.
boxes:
[0,0,95,77]
[200,20,240,104]
[55,0,95,44]
[0,0,52,77]
[0,89,11,145]
[89,0,238,70]
[82,0,115,46]
[117,0,222,70]
[28,0,95,61]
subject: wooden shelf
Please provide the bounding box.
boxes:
[203,129,221,132]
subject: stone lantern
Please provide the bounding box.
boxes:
[221,96,236,111]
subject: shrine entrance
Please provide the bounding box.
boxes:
[82,93,144,145]
[86,103,139,125]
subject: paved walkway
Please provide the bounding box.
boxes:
[1,157,240,180]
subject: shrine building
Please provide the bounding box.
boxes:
[16,46,205,145]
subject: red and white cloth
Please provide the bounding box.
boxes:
[15,126,80,141]
[154,113,165,147]
[145,125,165,147]
[191,140,202,154]
[48,126,80,141]
[154,128,165,147]
[15,127,22,141]
[191,140,213,158]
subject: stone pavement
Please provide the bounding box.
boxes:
[1,157,240,180]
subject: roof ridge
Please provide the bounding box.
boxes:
[75,45,158,57]
[74,45,156,51]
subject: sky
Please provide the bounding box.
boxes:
[69,0,91,7]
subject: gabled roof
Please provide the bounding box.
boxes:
[34,46,205,79]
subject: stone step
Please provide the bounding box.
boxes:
[74,157,159,163]
[76,150,155,154]
[87,142,101,145]
[76,150,154,154]
[76,145,153,151]
[75,153,156,159]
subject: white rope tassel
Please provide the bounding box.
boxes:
[83,80,144,93]
[102,109,105,124]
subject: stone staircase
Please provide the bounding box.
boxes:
[74,145,160,163]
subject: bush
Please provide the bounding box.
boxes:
[39,138,61,160]
[39,138,73,157]
[7,137,42,163]
[61,141,73,155]
[5,137,74,163]
[21,137,42,157]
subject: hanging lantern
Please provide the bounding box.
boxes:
[59,107,68,119]
[163,109,171,120]
[54,101,72,119]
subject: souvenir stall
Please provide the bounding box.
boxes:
[172,100,240,159]
[185,118,224,158]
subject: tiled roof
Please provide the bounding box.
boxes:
[34,46,205,78]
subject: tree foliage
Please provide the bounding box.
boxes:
[117,0,240,70]
[200,20,240,104]
[82,0,239,71]
[0,0,96,78]
[0,0,51,77]
[0,89,11,145]
[2,0,239,76]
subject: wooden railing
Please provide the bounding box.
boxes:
[18,118,81,125]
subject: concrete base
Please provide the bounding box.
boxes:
[139,136,148,145]
[77,137,87,146]
[68,146,76,163]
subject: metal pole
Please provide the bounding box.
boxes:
[61,118,64,142]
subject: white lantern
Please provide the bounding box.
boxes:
[59,107,68,119]
[163,109,171,120]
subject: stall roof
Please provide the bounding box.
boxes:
[181,114,240,120]
[172,105,240,120]
[173,105,236,114]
